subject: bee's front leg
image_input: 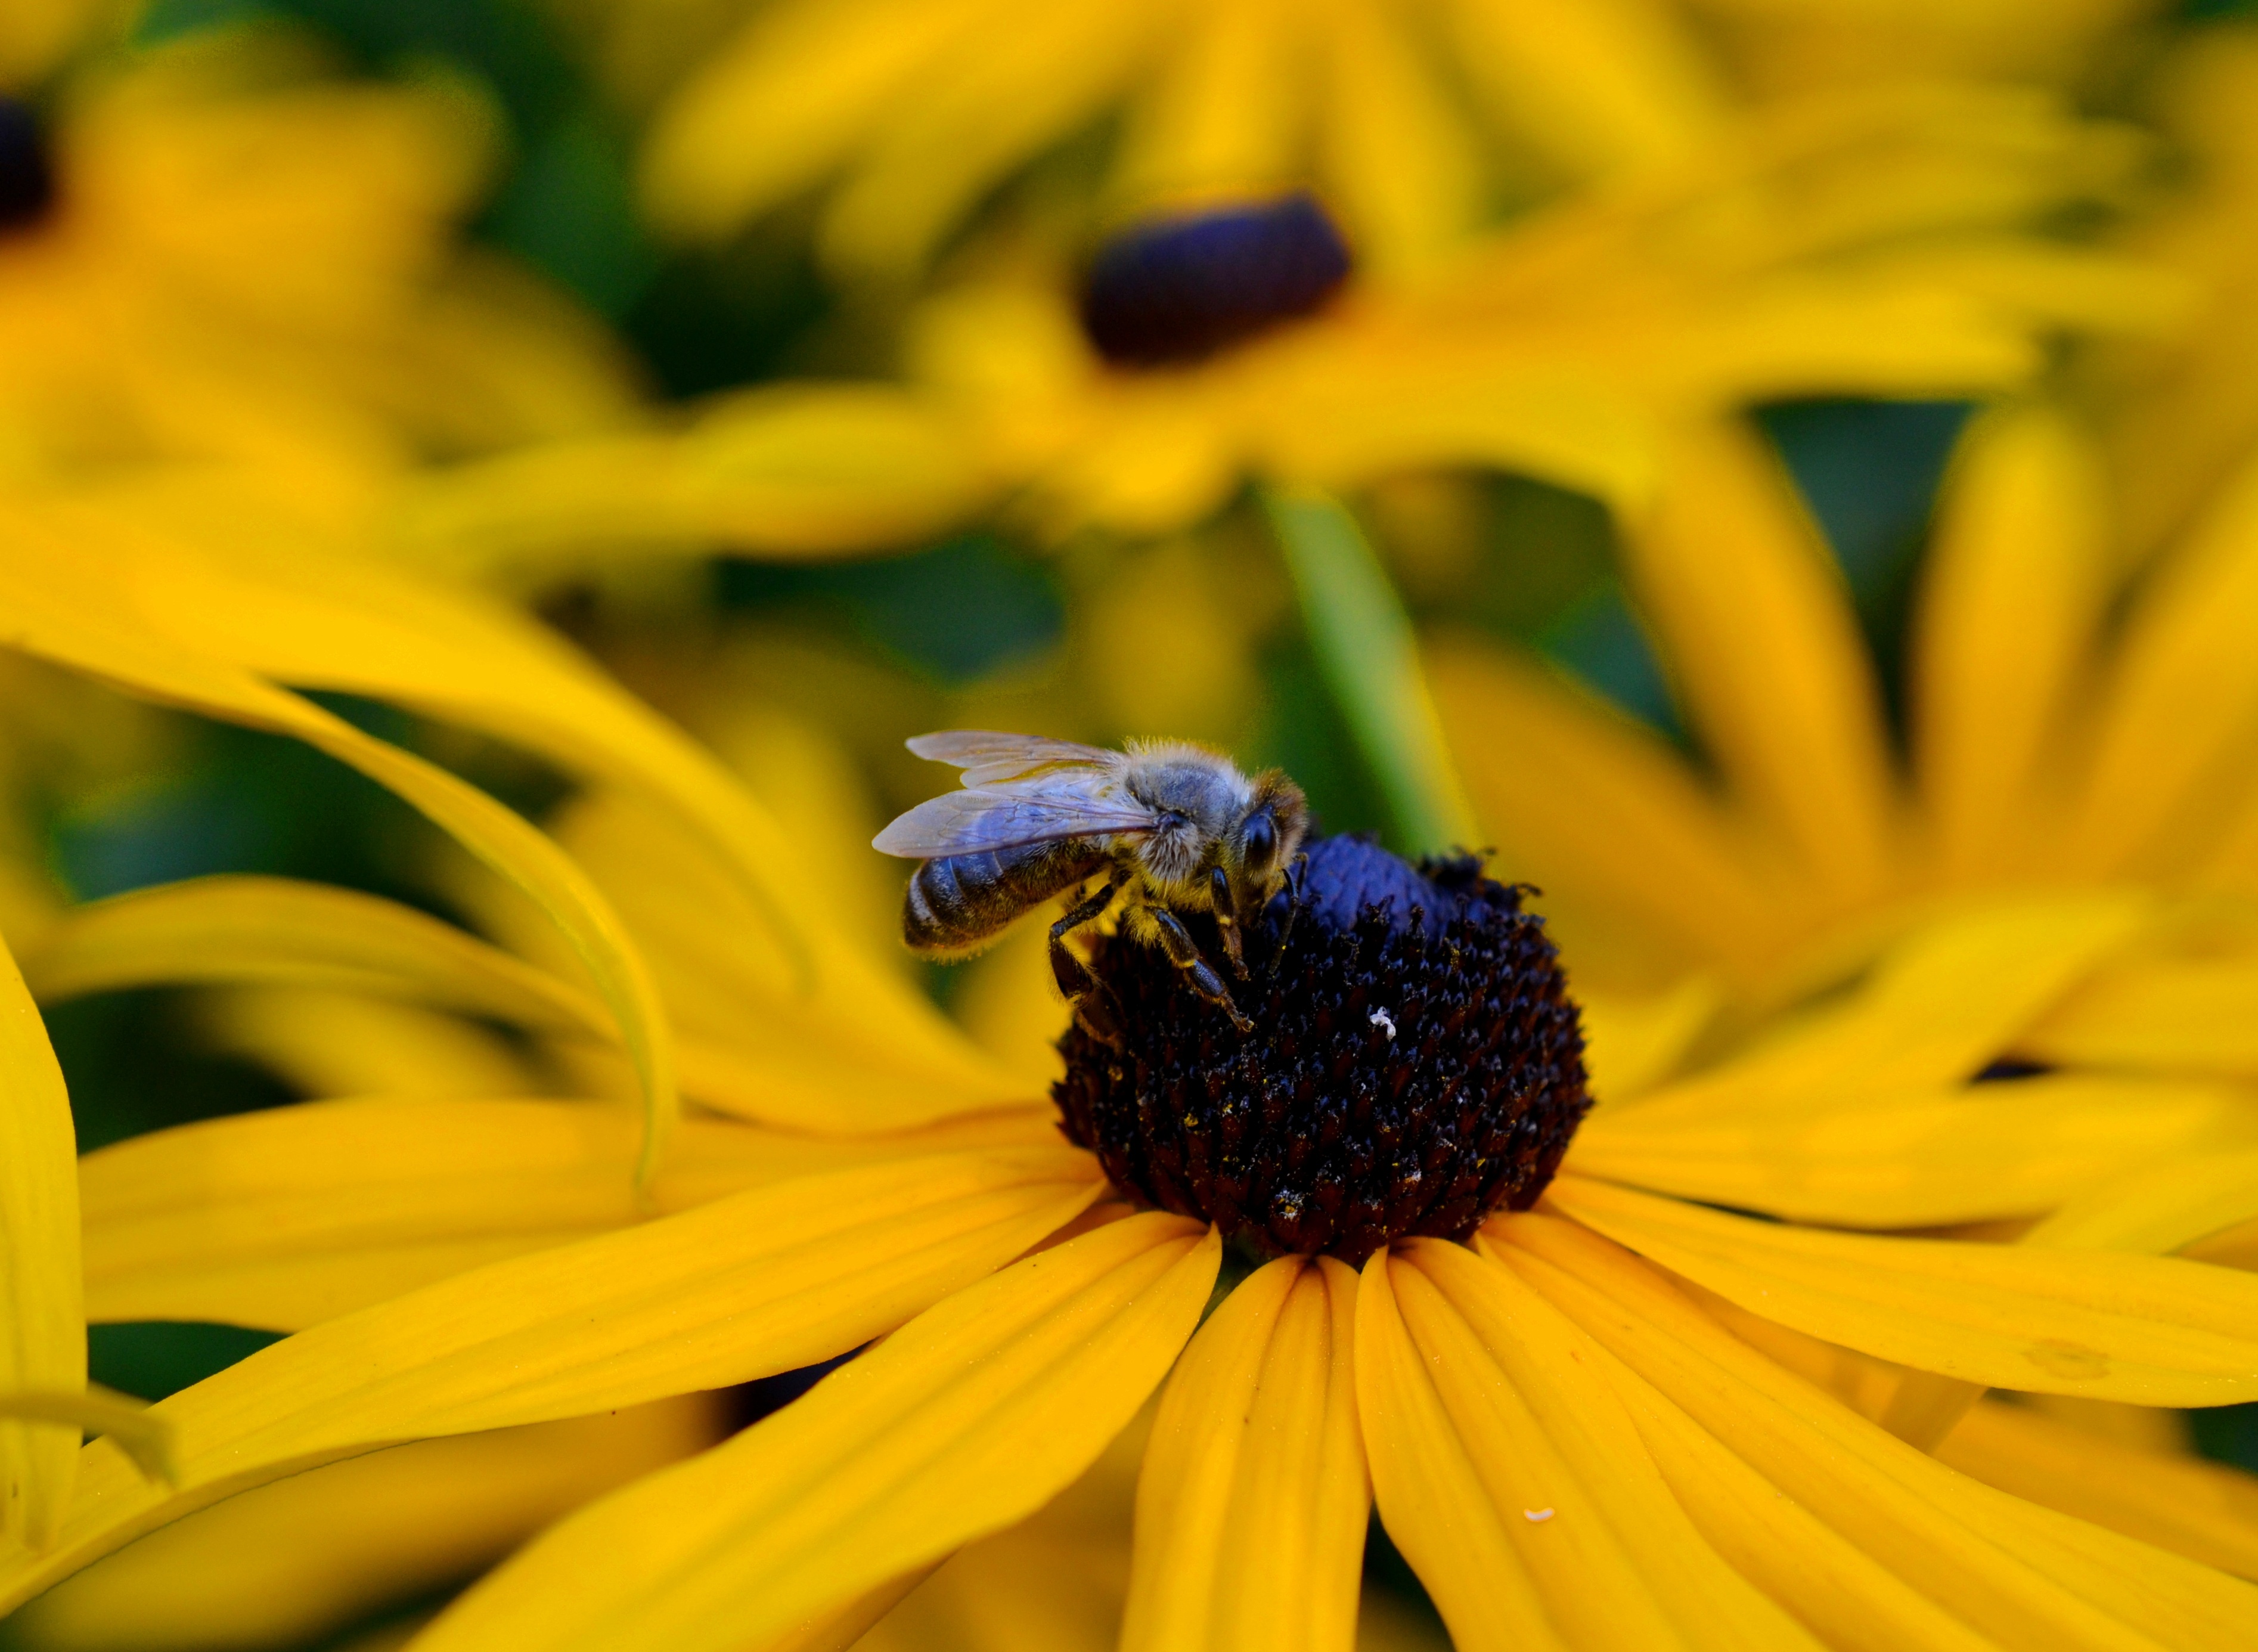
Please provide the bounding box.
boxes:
[1147,906,1254,1034]
[1050,878,1122,1046]
[1207,867,1247,979]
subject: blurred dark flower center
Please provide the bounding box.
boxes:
[1053,834,1589,1263]
[0,98,56,234]
[1078,193,1352,369]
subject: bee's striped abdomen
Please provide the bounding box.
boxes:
[904,840,1107,957]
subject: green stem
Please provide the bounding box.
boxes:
[1262,485,1477,858]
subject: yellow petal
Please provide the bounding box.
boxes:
[1911,407,2110,884]
[1390,1239,1825,1650]
[1428,636,1779,985]
[0,531,678,1177]
[0,1148,1100,1611]
[1548,1176,2258,1404]
[0,925,83,1548]
[1939,1399,2258,1583]
[1124,1256,1366,1652]
[1438,0,1722,177]
[2066,452,2258,876]
[1310,0,1484,275]
[192,985,539,1101]
[75,480,814,978]
[401,386,998,571]
[638,0,991,240]
[2024,951,2258,1081]
[818,0,1170,276]
[1627,894,2150,1120]
[1496,1213,2258,1651]
[1569,1073,2249,1227]
[2023,1148,2258,1256]
[82,1098,1055,1328]
[411,1213,1218,1652]
[1110,0,1302,207]
[1621,419,1899,913]
[1347,1251,1565,1652]
[533,789,1028,1132]
[13,1399,719,1652]
[0,1387,169,1488]
[22,875,609,1038]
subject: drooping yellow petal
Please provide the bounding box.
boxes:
[531,789,1030,1132]
[2065,450,2258,876]
[0,1149,1101,1611]
[58,478,820,975]
[1496,1213,2258,1651]
[1939,1399,2258,1583]
[1428,636,1780,984]
[1568,1073,2248,1227]
[410,1213,1218,1652]
[1548,1176,2258,1404]
[0,529,678,1175]
[0,925,82,1548]
[22,876,609,1038]
[1911,407,2110,884]
[13,1399,720,1652]
[81,1098,1051,1328]
[1124,1256,1366,1652]
[1620,418,1900,913]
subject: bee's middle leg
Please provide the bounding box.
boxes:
[1051,879,1122,1045]
[1148,906,1254,1034]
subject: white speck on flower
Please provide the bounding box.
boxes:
[1525,1508,1555,1523]
[1370,1008,1397,1040]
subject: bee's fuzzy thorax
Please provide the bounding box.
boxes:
[1052,833,1589,1263]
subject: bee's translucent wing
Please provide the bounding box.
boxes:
[873,781,1156,858]
[905,730,1119,788]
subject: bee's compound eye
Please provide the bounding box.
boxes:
[1240,809,1277,872]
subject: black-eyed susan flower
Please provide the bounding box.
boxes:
[402,82,2171,576]
[1,503,2257,1650]
[0,27,638,505]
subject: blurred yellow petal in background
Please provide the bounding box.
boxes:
[408,83,2167,576]
[0,27,638,507]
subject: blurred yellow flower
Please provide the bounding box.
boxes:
[1433,404,2258,1016]
[403,83,2170,576]
[0,516,2255,1650]
[0,30,638,506]
[632,0,1729,277]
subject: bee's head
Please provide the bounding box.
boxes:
[1225,772,1309,912]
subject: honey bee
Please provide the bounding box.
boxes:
[873,731,1310,1039]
